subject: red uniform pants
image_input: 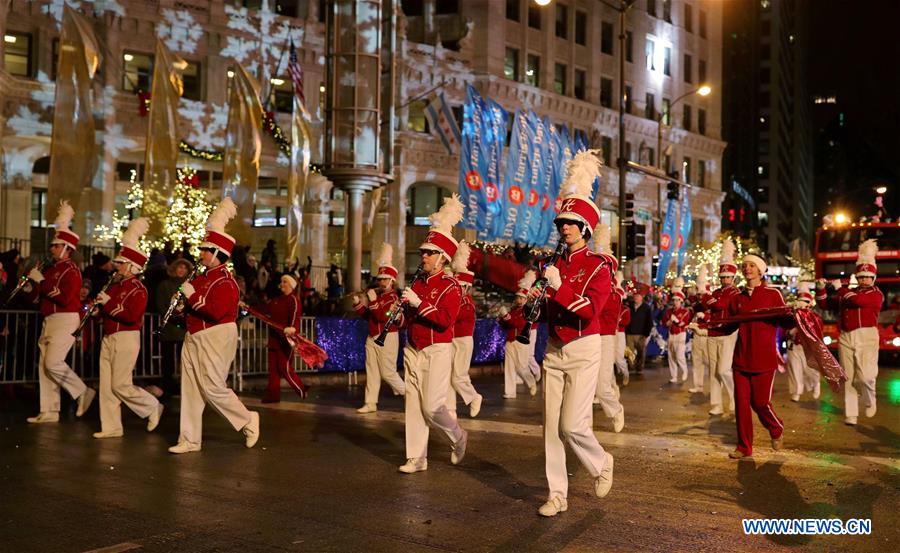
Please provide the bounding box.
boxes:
[265,344,307,401]
[733,368,783,456]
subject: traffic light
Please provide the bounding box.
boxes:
[625,223,647,259]
[624,193,635,221]
[667,181,679,200]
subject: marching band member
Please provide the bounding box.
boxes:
[354,242,405,414]
[93,218,164,438]
[532,151,614,517]
[445,241,483,418]
[816,239,883,425]
[26,201,96,424]
[592,224,625,433]
[498,271,539,399]
[664,278,691,384]
[259,274,306,403]
[169,198,260,453]
[787,283,821,402]
[727,254,786,459]
[687,266,711,394]
[703,240,739,415]
[398,195,468,474]
[614,273,630,387]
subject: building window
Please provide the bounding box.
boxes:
[626,31,634,63]
[408,185,452,226]
[625,142,633,162]
[647,0,657,17]
[684,3,693,33]
[528,3,541,29]
[435,0,459,15]
[4,32,32,77]
[182,61,202,101]
[662,98,671,124]
[574,69,586,100]
[526,54,540,87]
[253,177,287,227]
[698,108,706,135]
[760,67,770,84]
[329,188,345,226]
[122,51,153,92]
[645,92,655,120]
[575,10,587,45]
[407,100,428,133]
[601,136,612,165]
[274,0,300,16]
[31,189,47,227]
[698,159,707,187]
[662,0,672,23]
[683,156,692,183]
[554,63,567,95]
[645,38,656,70]
[625,84,633,114]
[663,47,672,76]
[555,4,568,39]
[601,21,614,55]
[699,10,707,38]
[683,53,692,83]
[272,76,293,112]
[600,77,613,108]
[647,147,656,167]
[683,104,692,131]
[699,59,707,83]
[504,47,519,81]
[506,0,520,21]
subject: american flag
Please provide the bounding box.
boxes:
[288,40,306,107]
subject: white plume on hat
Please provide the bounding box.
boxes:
[593,223,611,254]
[375,242,393,270]
[560,150,602,198]
[697,265,709,292]
[518,269,537,291]
[121,217,149,250]
[857,239,878,266]
[54,200,74,230]
[452,240,472,274]
[615,270,624,287]
[207,196,237,231]
[720,239,736,265]
[428,193,464,233]
[672,276,684,296]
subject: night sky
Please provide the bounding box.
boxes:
[808,0,900,218]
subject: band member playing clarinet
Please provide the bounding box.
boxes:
[592,223,625,433]
[529,151,615,517]
[397,194,469,474]
[92,218,164,438]
[26,201,96,424]
[354,242,405,414]
[498,271,538,399]
[169,198,260,454]
[258,274,307,403]
[445,241,483,418]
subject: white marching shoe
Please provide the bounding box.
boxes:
[27,412,59,424]
[538,496,568,517]
[76,388,96,417]
[147,404,164,432]
[398,458,428,474]
[357,403,377,414]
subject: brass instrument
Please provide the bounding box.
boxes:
[375,265,426,347]
[155,266,199,335]
[516,241,567,345]
[72,273,124,337]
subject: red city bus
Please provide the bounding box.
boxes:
[814,221,900,359]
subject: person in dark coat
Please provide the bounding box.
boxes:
[625,292,653,374]
[154,258,194,398]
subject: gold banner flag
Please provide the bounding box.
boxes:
[143,40,184,238]
[286,97,313,264]
[222,64,263,246]
[47,5,101,223]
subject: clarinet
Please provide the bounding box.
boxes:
[155,266,199,336]
[516,241,567,345]
[374,265,426,347]
[72,273,124,337]
[3,258,49,307]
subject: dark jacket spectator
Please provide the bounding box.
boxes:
[82,252,113,299]
[627,297,654,337]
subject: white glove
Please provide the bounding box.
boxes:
[366,289,377,302]
[830,279,842,289]
[352,294,362,305]
[95,291,111,305]
[815,279,826,290]
[497,306,509,317]
[28,268,44,283]
[544,265,562,290]
[402,288,422,308]
[695,311,706,320]
[284,326,297,336]
[180,282,195,298]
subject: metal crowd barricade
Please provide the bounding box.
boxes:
[232,315,319,392]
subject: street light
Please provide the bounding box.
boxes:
[876,185,888,195]
[656,84,713,171]
[534,0,553,5]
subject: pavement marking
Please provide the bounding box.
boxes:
[243,397,900,473]
[81,543,141,553]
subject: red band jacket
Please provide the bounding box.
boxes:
[454,294,476,338]
[596,287,620,336]
[184,264,239,334]
[819,285,883,332]
[32,259,81,316]
[663,306,693,335]
[617,303,631,333]
[544,245,613,344]
[702,285,741,337]
[100,276,147,334]
[404,271,461,349]
[729,283,788,373]
[263,293,302,347]
[498,305,536,342]
[354,289,399,337]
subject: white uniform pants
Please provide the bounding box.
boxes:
[691,334,709,391]
[594,334,623,418]
[515,329,542,384]
[504,340,537,397]
[614,332,628,380]
[99,331,160,433]
[707,331,737,411]
[445,336,479,411]
[38,313,86,413]
[178,323,251,446]
[667,333,687,381]
[787,344,820,398]
[404,343,464,460]
[838,326,879,418]
[544,335,610,500]
[363,333,405,405]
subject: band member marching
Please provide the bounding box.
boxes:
[498,271,539,399]
[354,242,406,414]
[257,274,307,403]
[592,224,625,433]
[397,194,469,474]
[92,218,164,438]
[687,265,711,394]
[614,272,630,387]
[445,241,483,418]
[703,240,739,416]
[168,197,260,453]
[26,201,96,424]
[787,282,821,402]
[816,239,883,425]
[664,278,692,384]
[530,151,614,517]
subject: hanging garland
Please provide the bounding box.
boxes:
[179,140,224,162]
[263,111,291,156]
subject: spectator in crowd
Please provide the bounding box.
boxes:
[260,239,278,269]
[327,263,343,301]
[154,258,194,399]
[625,292,654,374]
[83,252,113,299]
